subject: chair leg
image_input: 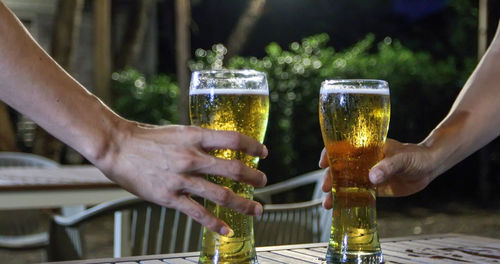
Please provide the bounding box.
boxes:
[114,210,132,257]
[47,221,85,261]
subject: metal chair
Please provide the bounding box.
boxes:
[254,198,330,246]
[254,169,331,246]
[48,196,203,261]
[0,152,59,250]
[49,169,330,259]
[254,169,326,203]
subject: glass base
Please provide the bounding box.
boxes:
[198,255,258,264]
[326,248,383,264]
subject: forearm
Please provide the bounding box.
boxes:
[0,2,122,166]
[421,21,500,177]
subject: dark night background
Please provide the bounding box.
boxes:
[148,0,500,208]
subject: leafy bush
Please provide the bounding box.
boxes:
[191,34,469,184]
[111,69,179,125]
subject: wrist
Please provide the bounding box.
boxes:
[79,102,132,173]
[419,125,455,179]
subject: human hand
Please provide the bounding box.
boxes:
[95,122,268,236]
[319,139,437,209]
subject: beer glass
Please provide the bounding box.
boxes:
[189,70,269,264]
[319,80,390,263]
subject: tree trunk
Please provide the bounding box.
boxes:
[51,0,84,71]
[0,103,18,151]
[113,0,154,71]
[175,0,191,125]
[224,0,266,62]
[93,0,112,105]
[478,0,488,59]
[477,0,490,203]
[33,0,83,161]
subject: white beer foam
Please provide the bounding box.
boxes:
[190,88,269,95]
[320,87,389,95]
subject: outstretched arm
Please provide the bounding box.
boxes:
[320,21,500,207]
[0,1,267,235]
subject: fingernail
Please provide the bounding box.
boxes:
[318,159,329,169]
[369,168,384,184]
[318,148,327,168]
[220,226,234,237]
[261,145,268,159]
[260,173,267,187]
[254,203,263,216]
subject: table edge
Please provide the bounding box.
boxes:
[40,233,500,264]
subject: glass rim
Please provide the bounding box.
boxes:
[321,79,388,87]
[320,79,389,95]
[191,69,266,79]
[190,69,268,94]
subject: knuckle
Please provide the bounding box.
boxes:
[402,154,415,168]
[226,132,242,147]
[215,188,232,205]
[176,150,199,171]
[384,159,396,173]
[158,193,176,208]
[167,177,182,190]
[230,161,245,178]
[205,217,220,232]
[185,125,201,134]
[188,206,204,221]
[243,202,255,215]
[178,175,193,190]
[183,126,203,142]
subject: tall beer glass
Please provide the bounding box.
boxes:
[319,80,390,264]
[189,70,269,264]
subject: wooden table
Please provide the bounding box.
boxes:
[43,233,500,263]
[0,165,133,209]
[0,165,136,255]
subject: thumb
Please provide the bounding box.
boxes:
[369,154,407,184]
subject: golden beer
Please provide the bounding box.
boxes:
[319,80,390,263]
[189,70,269,264]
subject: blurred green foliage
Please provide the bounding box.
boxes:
[111,69,179,125]
[109,34,473,185]
[190,34,472,182]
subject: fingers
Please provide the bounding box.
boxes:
[182,176,264,217]
[321,166,333,209]
[174,195,232,235]
[318,148,328,168]
[200,158,267,187]
[369,153,406,184]
[322,191,332,209]
[321,167,332,193]
[201,129,268,159]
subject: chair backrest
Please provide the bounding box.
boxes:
[253,169,332,246]
[128,203,203,255]
[254,169,326,204]
[254,198,331,246]
[0,152,59,168]
[0,152,59,249]
[49,196,203,261]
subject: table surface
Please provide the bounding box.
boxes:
[44,233,500,264]
[0,165,133,209]
[0,165,116,190]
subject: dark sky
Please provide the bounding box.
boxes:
[157,0,500,74]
